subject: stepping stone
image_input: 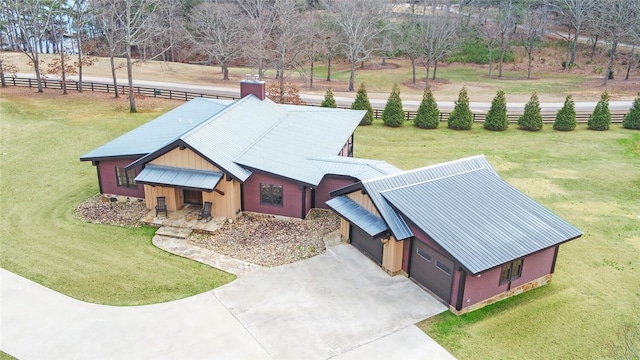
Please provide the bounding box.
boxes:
[156,226,192,239]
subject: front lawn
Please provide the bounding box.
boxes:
[0,88,235,305]
[355,120,640,359]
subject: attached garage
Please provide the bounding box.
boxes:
[409,239,454,302]
[350,225,383,265]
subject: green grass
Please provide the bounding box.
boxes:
[355,120,640,359]
[0,89,236,305]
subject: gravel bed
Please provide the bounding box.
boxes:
[190,210,340,267]
[75,195,148,227]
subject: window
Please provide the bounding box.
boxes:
[116,166,137,188]
[499,258,524,285]
[260,183,283,207]
[436,260,451,275]
[416,247,431,262]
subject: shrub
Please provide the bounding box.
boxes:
[554,95,577,131]
[518,92,543,131]
[351,83,374,126]
[448,86,473,130]
[622,94,640,130]
[382,83,405,127]
[589,91,611,131]
[414,87,440,129]
[484,90,508,131]
[320,88,337,108]
[448,37,515,65]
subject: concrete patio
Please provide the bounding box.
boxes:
[140,203,227,234]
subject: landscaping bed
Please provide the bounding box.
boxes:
[75,195,148,227]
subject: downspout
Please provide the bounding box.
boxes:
[95,161,103,194]
[455,269,467,311]
[301,185,307,219]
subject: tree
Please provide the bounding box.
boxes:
[547,0,597,67]
[237,0,275,78]
[70,0,93,93]
[269,0,305,103]
[622,94,640,130]
[321,0,391,91]
[351,83,374,126]
[382,83,404,127]
[92,0,124,99]
[496,0,522,78]
[448,86,473,130]
[484,90,508,131]
[554,95,577,131]
[589,91,611,131]
[596,0,639,85]
[320,88,337,108]
[518,92,543,131]
[414,87,440,129]
[415,7,461,87]
[519,1,548,79]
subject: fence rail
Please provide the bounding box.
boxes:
[5,77,627,123]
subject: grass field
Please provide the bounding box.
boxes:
[0,88,235,305]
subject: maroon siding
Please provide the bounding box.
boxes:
[243,172,306,218]
[304,186,312,216]
[315,176,355,209]
[96,158,145,198]
[461,246,556,307]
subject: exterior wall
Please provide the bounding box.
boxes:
[243,172,305,218]
[144,185,182,211]
[339,218,350,241]
[403,222,451,274]
[315,176,355,209]
[150,148,219,172]
[346,192,380,216]
[202,178,242,220]
[381,236,403,275]
[97,158,145,198]
[338,135,353,157]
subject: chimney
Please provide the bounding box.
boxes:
[240,74,265,100]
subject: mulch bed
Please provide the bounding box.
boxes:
[75,195,148,227]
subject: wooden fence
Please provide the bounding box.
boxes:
[5,77,627,123]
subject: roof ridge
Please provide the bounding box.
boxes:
[233,101,291,161]
[180,95,257,140]
[363,154,488,184]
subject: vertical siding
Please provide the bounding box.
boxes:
[243,172,303,218]
[340,218,350,240]
[150,148,219,171]
[98,158,145,198]
[382,236,403,274]
[144,185,181,211]
[347,192,380,216]
[315,176,355,209]
[203,178,241,220]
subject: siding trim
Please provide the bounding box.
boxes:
[455,268,467,311]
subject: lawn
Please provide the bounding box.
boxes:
[0,88,235,305]
[354,119,640,359]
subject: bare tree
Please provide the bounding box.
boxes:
[496,0,522,78]
[321,0,392,91]
[92,0,123,98]
[415,5,461,87]
[519,1,548,79]
[597,0,638,85]
[189,2,243,81]
[546,0,597,66]
[476,4,501,77]
[297,4,323,88]
[70,0,92,92]
[237,0,275,77]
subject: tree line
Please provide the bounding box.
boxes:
[1,0,639,112]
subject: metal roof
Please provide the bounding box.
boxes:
[80,98,232,161]
[381,167,582,275]
[326,196,388,238]
[135,164,223,191]
[309,156,402,181]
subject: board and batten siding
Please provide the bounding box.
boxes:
[243,172,307,218]
[150,147,220,172]
[202,178,242,220]
[144,185,182,211]
[97,158,145,198]
[315,176,354,209]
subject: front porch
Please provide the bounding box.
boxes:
[140,204,227,235]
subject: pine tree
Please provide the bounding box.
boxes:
[554,95,577,131]
[518,92,543,131]
[414,87,440,129]
[382,83,405,127]
[622,93,640,130]
[351,83,374,125]
[448,86,473,130]
[589,91,611,131]
[320,88,337,108]
[484,90,508,131]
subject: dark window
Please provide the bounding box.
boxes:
[116,166,137,188]
[416,247,431,262]
[499,258,524,285]
[260,183,283,207]
[436,260,451,275]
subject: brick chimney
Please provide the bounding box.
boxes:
[240,74,265,100]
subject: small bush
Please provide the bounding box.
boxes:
[622,93,640,130]
[589,91,611,131]
[448,37,515,65]
[448,86,473,130]
[554,95,577,131]
[320,88,337,108]
[518,92,543,131]
[484,90,508,131]
[382,83,405,127]
[351,83,374,126]
[414,87,440,129]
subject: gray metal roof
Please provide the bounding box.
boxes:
[381,167,582,275]
[80,98,232,161]
[326,196,388,237]
[135,164,223,191]
[309,156,402,181]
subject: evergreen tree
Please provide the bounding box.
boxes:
[382,83,405,127]
[351,83,374,125]
[589,91,611,131]
[622,93,640,130]
[414,87,440,129]
[518,92,543,131]
[484,90,508,131]
[448,86,473,130]
[320,88,337,108]
[553,95,577,131]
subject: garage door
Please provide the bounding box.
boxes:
[350,225,383,265]
[410,240,453,302]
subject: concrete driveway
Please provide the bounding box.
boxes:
[1,244,453,359]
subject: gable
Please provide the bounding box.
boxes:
[150,147,220,172]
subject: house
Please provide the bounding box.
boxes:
[80,79,399,220]
[327,155,582,314]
